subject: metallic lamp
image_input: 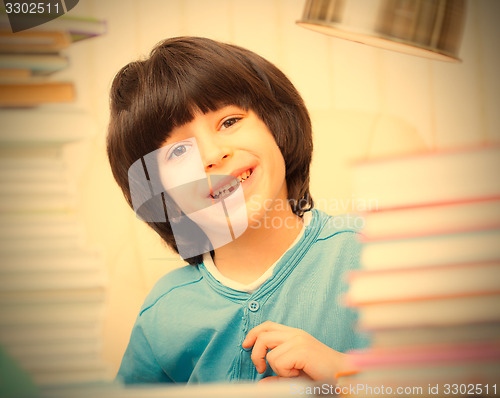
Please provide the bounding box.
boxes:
[297,0,466,62]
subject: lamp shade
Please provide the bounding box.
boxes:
[297,0,466,62]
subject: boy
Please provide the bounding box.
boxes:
[107,36,368,384]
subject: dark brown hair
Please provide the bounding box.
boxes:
[107,36,313,265]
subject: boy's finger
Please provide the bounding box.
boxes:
[249,331,285,373]
[266,342,303,378]
[242,321,292,347]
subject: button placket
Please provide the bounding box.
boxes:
[241,299,263,379]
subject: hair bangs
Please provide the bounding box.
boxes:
[146,48,258,138]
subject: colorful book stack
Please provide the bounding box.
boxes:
[0,10,106,107]
[0,12,110,394]
[341,146,500,396]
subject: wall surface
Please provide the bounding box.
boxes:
[65,0,500,374]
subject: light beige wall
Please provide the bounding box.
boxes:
[67,0,500,374]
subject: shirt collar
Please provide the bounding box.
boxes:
[201,211,313,293]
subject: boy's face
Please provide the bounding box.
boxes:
[156,105,288,238]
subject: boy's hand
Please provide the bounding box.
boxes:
[242,321,354,380]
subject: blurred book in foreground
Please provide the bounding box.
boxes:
[343,145,500,395]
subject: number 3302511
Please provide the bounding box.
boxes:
[5,3,61,14]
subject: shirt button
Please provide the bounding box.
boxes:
[248,300,260,312]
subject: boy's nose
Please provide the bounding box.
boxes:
[199,139,232,171]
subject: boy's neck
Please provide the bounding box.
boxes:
[212,202,304,285]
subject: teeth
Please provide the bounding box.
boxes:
[237,170,251,182]
[211,169,252,199]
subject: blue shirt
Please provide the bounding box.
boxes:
[117,209,369,383]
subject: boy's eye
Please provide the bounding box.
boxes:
[220,117,241,130]
[168,143,192,160]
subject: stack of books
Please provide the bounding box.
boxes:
[0,10,106,107]
[0,118,112,390]
[341,146,500,395]
[0,11,110,396]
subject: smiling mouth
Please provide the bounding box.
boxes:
[209,169,253,200]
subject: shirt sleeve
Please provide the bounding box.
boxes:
[116,318,173,384]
